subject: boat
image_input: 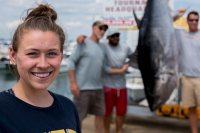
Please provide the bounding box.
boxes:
[0,39,10,70]
[0,39,10,61]
[59,58,68,73]
[0,60,10,70]
[126,67,146,105]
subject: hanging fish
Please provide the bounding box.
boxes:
[131,0,179,111]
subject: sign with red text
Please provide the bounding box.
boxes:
[101,0,147,30]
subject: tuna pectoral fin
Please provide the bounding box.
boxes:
[127,51,138,68]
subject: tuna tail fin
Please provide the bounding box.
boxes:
[133,9,141,29]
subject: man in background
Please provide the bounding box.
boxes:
[68,21,128,133]
[67,21,108,133]
[76,29,133,133]
[103,30,133,133]
[174,10,200,133]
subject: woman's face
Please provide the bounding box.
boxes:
[10,30,63,91]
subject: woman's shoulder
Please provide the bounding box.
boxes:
[0,89,13,100]
[50,92,74,106]
[0,90,16,111]
[52,92,70,101]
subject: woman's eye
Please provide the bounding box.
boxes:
[26,52,38,57]
[47,52,58,57]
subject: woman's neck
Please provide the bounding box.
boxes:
[12,82,53,108]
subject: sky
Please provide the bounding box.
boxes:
[0,0,105,41]
[0,0,200,43]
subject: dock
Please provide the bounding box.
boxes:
[82,105,194,133]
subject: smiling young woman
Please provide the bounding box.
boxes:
[10,30,62,95]
[0,4,81,133]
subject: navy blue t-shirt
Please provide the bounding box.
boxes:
[0,90,81,133]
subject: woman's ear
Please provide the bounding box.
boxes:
[9,47,16,65]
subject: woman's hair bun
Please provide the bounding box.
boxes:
[25,4,57,22]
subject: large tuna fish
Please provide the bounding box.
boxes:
[132,0,179,111]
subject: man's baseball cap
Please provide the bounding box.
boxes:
[92,21,108,29]
[107,30,120,37]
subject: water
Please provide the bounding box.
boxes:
[0,69,72,99]
[0,67,146,106]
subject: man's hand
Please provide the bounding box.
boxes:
[173,8,186,21]
[110,64,129,74]
[70,81,80,97]
[76,35,86,44]
[122,64,129,73]
[178,8,186,17]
